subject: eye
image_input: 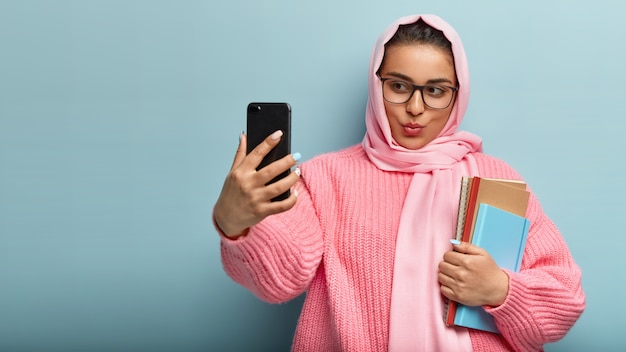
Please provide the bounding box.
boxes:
[424,85,448,97]
[389,80,411,92]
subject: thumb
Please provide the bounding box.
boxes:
[449,239,483,255]
[230,131,248,170]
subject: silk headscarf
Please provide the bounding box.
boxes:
[361,15,483,351]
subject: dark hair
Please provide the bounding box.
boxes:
[378,19,455,78]
[385,19,453,58]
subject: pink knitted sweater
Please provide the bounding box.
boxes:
[219,145,585,352]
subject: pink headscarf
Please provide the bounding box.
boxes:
[361,15,482,351]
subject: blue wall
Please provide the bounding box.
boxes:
[1,0,624,351]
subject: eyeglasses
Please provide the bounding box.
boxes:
[380,77,458,109]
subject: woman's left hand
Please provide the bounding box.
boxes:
[438,241,509,307]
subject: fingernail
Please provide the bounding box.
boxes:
[239,130,245,141]
[450,239,461,245]
[292,152,302,161]
[271,130,283,140]
[294,167,301,177]
[294,189,299,198]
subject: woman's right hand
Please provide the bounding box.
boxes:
[213,130,301,239]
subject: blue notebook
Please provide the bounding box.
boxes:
[453,203,530,333]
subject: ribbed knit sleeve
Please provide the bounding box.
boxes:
[219,178,324,304]
[472,153,586,352]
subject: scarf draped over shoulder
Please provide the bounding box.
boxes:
[361,14,482,351]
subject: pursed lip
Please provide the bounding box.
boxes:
[403,122,424,129]
[401,122,424,136]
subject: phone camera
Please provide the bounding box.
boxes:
[249,105,261,112]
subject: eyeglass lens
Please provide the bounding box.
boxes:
[382,79,455,109]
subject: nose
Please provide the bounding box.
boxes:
[406,90,426,116]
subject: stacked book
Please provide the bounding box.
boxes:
[444,177,530,333]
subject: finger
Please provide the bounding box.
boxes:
[257,184,299,215]
[438,271,459,301]
[255,153,300,186]
[438,270,454,287]
[438,271,456,290]
[243,130,284,169]
[442,249,467,266]
[259,167,301,201]
[449,239,484,255]
[440,284,456,301]
[438,260,457,277]
[230,131,248,170]
[438,260,467,292]
[439,270,474,304]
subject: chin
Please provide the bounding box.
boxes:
[400,141,426,150]
[407,145,426,150]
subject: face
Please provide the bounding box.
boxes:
[378,44,457,150]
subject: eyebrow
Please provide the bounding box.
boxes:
[384,71,456,85]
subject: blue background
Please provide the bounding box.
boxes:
[1,0,624,351]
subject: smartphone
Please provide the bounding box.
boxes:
[246,102,292,201]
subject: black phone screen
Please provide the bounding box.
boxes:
[246,102,291,201]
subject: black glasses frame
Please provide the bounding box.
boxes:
[379,77,458,110]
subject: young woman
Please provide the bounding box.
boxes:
[213,14,585,351]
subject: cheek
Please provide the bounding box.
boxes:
[431,114,450,139]
[382,100,392,119]
[382,101,396,127]
[383,100,404,120]
[383,104,403,133]
[433,111,453,136]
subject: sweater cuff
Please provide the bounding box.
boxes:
[484,270,519,315]
[212,214,249,240]
[484,270,540,339]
